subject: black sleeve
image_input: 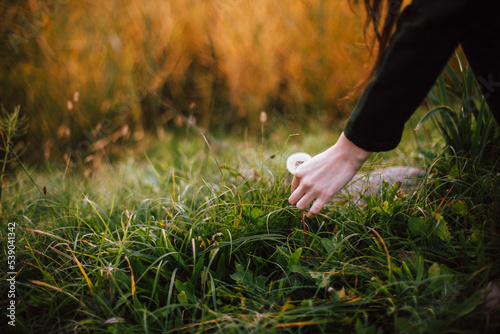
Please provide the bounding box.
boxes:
[344,0,476,152]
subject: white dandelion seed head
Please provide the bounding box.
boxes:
[286,152,311,174]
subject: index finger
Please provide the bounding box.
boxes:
[291,175,300,193]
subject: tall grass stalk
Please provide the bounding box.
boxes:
[0,104,27,216]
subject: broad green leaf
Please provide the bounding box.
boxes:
[174,280,195,303]
[428,262,441,278]
[288,248,302,268]
[408,217,429,237]
[230,262,269,292]
[449,164,460,179]
[432,213,452,243]
[452,200,468,215]
[177,290,189,304]
[416,256,425,282]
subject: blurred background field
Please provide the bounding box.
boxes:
[1,0,371,167]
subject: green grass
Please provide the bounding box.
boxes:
[1,120,500,334]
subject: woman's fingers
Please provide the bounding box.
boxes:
[290,185,326,218]
[289,173,306,205]
[296,192,316,211]
[307,198,327,218]
[288,185,305,205]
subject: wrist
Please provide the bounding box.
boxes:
[335,132,372,164]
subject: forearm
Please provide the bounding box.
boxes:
[345,0,475,152]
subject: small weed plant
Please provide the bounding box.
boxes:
[417,52,500,167]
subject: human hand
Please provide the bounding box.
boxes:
[288,132,372,218]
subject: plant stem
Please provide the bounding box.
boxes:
[301,211,308,248]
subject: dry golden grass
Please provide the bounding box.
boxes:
[1,0,371,162]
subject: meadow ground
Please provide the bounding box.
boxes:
[1,110,499,333]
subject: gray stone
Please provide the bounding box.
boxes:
[334,166,426,204]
